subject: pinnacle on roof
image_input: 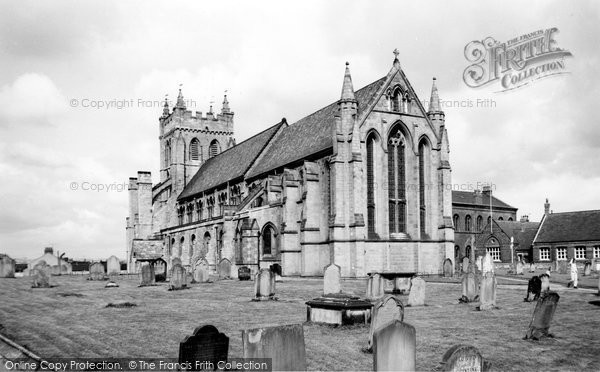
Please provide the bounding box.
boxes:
[428,77,442,113]
[176,87,186,110]
[340,61,356,101]
[222,91,230,113]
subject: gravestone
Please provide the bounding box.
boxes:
[462,257,470,274]
[478,273,497,311]
[516,261,524,275]
[460,269,479,303]
[476,256,483,272]
[186,272,195,284]
[323,263,341,295]
[366,273,385,301]
[540,274,550,293]
[393,278,411,294]
[179,325,229,370]
[218,258,231,280]
[270,263,283,282]
[443,258,453,277]
[524,276,542,302]
[557,260,568,275]
[89,262,105,281]
[31,261,51,288]
[525,292,560,340]
[242,324,306,371]
[0,255,16,278]
[139,262,155,286]
[368,295,404,351]
[583,262,591,276]
[169,264,187,290]
[172,257,182,267]
[254,268,276,300]
[238,266,251,281]
[373,320,416,371]
[106,255,120,277]
[194,259,210,283]
[481,252,494,274]
[441,344,484,372]
[407,277,426,307]
[529,263,536,273]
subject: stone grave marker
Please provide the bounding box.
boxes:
[0,255,16,278]
[478,273,497,311]
[238,266,251,281]
[525,292,560,340]
[194,259,210,283]
[516,261,524,275]
[89,262,105,281]
[368,295,404,351]
[393,278,411,294]
[460,269,479,303]
[323,263,341,295]
[179,325,229,369]
[557,260,568,275]
[31,261,51,288]
[186,271,195,284]
[172,257,182,267]
[407,277,426,307]
[373,320,416,371]
[270,263,283,282]
[441,344,484,372]
[242,324,306,371]
[139,262,155,286]
[443,258,453,277]
[366,273,385,301]
[169,264,187,290]
[540,274,550,293]
[218,258,231,280]
[529,263,536,273]
[476,256,483,272]
[254,268,276,300]
[107,255,120,277]
[482,252,494,274]
[583,262,591,276]
[462,257,470,274]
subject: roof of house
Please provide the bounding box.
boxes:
[452,190,516,210]
[178,121,284,200]
[495,220,540,249]
[535,210,600,243]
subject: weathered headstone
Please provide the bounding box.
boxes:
[462,257,470,274]
[525,292,560,340]
[242,324,306,371]
[529,263,536,273]
[193,259,210,283]
[524,276,542,302]
[254,268,276,300]
[478,273,497,311]
[179,325,229,369]
[441,344,484,372]
[368,295,404,351]
[31,261,51,288]
[540,274,550,293]
[217,258,231,280]
[186,272,195,284]
[516,261,524,275]
[557,260,568,275]
[373,320,416,371]
[139,262,155,286]
[238,266,251,281]
[107,255,120,277]
[407,277,426,307]
[366,273,385,301]
[476,256,483,272]
[393,277,411,294]
[460,269,479,303]
[0,255,16,278]
[482,252,494,275]
[443,258,453,277]
[169,264,187,290]
[172,257,182,267]
[89,262,106,281]
[270,263,283,282]
[323,263,341,295]
[583,262,591,276]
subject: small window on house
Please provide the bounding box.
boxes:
[539,247,550,261]
[486,247,501,262]
[556,247,567,260]
[594,246,600,259]
[575,247,586,260]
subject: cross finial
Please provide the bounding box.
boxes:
[393,49,399,60]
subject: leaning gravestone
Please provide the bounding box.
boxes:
[516,261,524,275]
[0,255,16,278]
[407,277,426,307]
[478,273,497,311]
[217,258,231,280]
[373,320,416,371]
[323,263,342,295]
[366,273,385,301]
[443,258,453,277]
[441,344,484,372]
[242,324,306,371]
[368,295,404,351]
[238,266,251,281]
[139,262,155,286]
[169,264,187,290]
[462,257,470,274]
[584,262,591,276]
[254,268,276,301]
[31,261,51,288]
[89,262,105,281]
[460,268,479,303]
[193,259,210,283]
[179,325,229,370]
[525,292,560,340]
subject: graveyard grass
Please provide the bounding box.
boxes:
[1,274,600,371]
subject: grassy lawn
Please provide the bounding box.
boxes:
[1,275,599,371]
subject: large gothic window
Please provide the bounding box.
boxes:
[262,224,278,257]
[418,140,429,237]
[366,133,377,238]
[209,139,221,158]
[189,138,200,161]
[453,214,460,230]
[388,127,407,235]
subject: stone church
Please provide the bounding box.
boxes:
[126,52,454,278]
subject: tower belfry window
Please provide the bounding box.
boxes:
[209,140,221,158]
[190,138,200,161]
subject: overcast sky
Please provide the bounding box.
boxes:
[1,0,598,260]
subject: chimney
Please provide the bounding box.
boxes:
[44,247,54,255]
[482,185,492,195]
[520,215,529,223]
[544,198,550,216]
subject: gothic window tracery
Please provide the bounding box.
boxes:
[388,127,407,235]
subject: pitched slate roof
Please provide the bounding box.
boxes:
[452,190,516,210]
[178,121,284,200]
[495,220,540,249]
[535,210,600,243]
[246,77,387,179]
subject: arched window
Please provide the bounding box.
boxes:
[453,214,460,230]
[170,237,175,255]
[189,138,200,161]
[234,229,243,264]
[203,232,211,258]
[388,126,407,235]
[487,216,491,225]
[418,140,430,237]
[465,215,472,232]
[366,133,377,238]
[262,224,278,257]
[498,217,504,221]
[391,87,402,112]
[190,234,196,257]
[466,245,472,259]
[164,140,171,168]
[476,215,483,231]
[508,217,513,221]
[178,236,184,257]
[209,139,221,158]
